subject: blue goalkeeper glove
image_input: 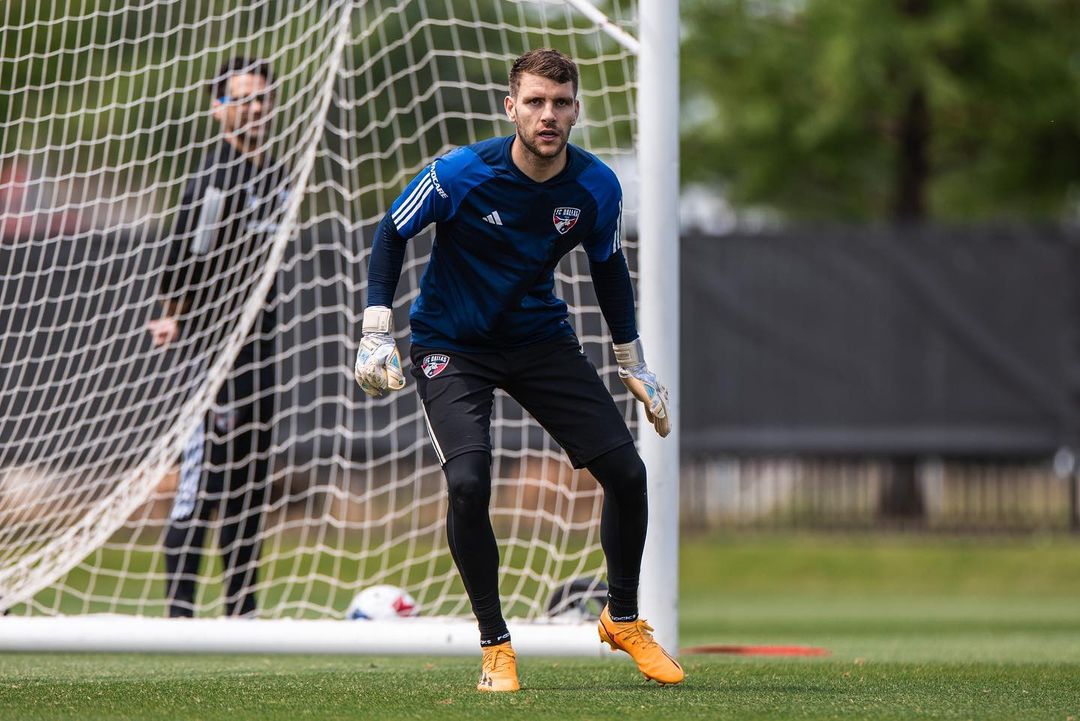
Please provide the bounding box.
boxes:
[354,306,406,398]
[613,338,671,438]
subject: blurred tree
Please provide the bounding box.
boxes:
[681,0,1080,222]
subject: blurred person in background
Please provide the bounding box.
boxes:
[147,56,289,618]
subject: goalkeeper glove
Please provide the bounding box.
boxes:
[354,306,406,398]
[613,338,671,438]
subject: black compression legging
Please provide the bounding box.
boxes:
[588,443,648,620]
[443,443,647,644]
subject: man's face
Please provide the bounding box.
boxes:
[505,72,579,161]
[212,73,272,146]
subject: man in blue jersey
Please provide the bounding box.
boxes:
[355,49,683,691]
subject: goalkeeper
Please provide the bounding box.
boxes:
[148,57,288,618]
[355,48,683,691]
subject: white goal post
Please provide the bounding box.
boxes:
[0,0,678,655]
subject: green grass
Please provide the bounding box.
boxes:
[3,533,1080,720]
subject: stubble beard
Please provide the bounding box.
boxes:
[516,125,568,162]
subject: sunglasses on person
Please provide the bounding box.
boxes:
[216,92,273,106]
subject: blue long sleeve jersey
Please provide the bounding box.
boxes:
[367,135,638,352]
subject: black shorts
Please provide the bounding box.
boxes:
[410,334,634,469]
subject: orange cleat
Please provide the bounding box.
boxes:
[477,641,520,692]
[598,606,685,685]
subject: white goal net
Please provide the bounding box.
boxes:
[0,0,649,648]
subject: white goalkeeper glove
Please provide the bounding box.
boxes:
[354,306,406,398]
[613,338,671,438]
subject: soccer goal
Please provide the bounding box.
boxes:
[0,0,678,655]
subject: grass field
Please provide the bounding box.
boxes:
[2,533,1079,720]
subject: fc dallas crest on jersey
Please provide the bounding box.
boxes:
[552,206,581,235]
[421,353,450,378]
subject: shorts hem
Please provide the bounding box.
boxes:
[439,444,492,467]
[568,437,636,470]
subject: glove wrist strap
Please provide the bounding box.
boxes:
[612,338,644,368]
[362,305,393,334]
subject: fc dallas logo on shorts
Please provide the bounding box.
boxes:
[421,353,450,378]
[552,206,581,235]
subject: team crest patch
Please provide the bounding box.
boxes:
[421,353,450,378]
[552,206,581,235]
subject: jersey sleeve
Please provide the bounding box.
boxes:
[580,168,623,263]
[365,213,408,309]
[158,167,224,306]
[387,154,459,239]
[589,250,638,344]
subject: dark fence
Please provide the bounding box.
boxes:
[680,224,1080,531]
[681,225,1079,456]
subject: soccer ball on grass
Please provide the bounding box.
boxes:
[346,584,419,620]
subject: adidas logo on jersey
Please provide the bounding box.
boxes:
[482,211,503,226]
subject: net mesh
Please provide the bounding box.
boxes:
[0,0,639,622]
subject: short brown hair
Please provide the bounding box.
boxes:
[508,48,578,97]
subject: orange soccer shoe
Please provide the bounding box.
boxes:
[477,641,521,692]
[598,606,685,685]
